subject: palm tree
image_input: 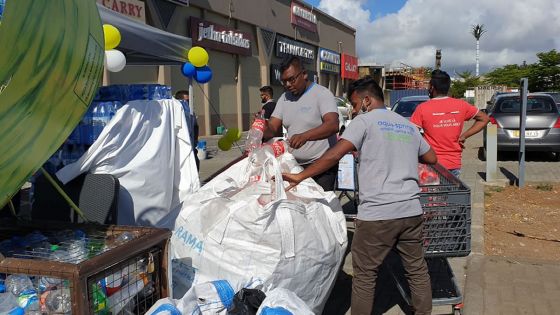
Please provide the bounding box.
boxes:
[471,24,487,77]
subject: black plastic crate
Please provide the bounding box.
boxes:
[422,203,471,257]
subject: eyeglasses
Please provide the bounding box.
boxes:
[281,71,304,86]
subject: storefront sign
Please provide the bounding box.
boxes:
[97,0,146,23]
[276,35,315,62]
[319,48,340,65]
[190,17,252,56]
[319,48,340,73]
[270,64,318,86]
[341,53,359,80]
[320,62,340,74]
[290,2,318,33]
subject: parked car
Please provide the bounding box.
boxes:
[391,95,430,119]
[483,93,560,160]
[335,97,352,132]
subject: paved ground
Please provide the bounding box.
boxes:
[198,131,560,315]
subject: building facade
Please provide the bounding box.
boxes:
[102,0,357,135]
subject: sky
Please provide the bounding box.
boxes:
[305,0,560,75]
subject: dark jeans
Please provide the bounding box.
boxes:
[351,215,432,315]
[302,162,338,191]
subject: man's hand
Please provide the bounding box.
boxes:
[458,136,466,149]
[288,133,309,149]
[282,173,304,191]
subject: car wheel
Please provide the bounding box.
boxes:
[553,152,560,162]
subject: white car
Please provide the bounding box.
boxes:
[335,97,352,131]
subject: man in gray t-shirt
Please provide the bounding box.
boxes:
[264,56,339,191]
[282,77,437,315]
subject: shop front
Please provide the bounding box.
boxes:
[318,47,341,96]
[341,53,359,95]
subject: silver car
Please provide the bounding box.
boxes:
[391,95,430,120]
[483,93,560,159]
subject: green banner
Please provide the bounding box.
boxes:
[0,0,104,208]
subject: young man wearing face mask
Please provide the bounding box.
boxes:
[282,77,437,315]
[410,70,490,177]
[263,56,340,191]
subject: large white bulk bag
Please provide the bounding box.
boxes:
[169,151,347,313]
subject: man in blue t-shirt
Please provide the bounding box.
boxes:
[282,77,437,315]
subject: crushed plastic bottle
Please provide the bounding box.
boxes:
[44,288,72,314]
[0,292,24,315]
[5,275,39,311]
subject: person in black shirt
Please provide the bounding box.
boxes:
[259,86,276,119]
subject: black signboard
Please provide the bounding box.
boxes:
[275,35,315,62]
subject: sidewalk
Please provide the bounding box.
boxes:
[461,133,560,315]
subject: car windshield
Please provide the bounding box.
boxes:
[544,92,560,103]
[393,101,424,116]
[496,97,557,113]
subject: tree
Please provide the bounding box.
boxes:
[529,49,560,91]
[484,64,532,87]
[450,70,481,99]
[483,49,560,91]
[471,24,487,77]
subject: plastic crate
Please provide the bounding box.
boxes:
[419,164,471,257]
[0,221,170,314]
[422,203,471,257]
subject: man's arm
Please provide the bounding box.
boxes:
[289,112,339,149]
[459,111,490,147]
[263,117,283,140]
[420,148,437,165]
[282,139,355,190]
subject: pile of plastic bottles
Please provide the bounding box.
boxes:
[0,230,145,314]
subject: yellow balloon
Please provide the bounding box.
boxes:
[188,46,209,67]
[103,24,121,50]
[225,128,242,142]
[218,137,233,151]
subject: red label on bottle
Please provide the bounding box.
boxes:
[270,141,286,157]
[251,119,266,132]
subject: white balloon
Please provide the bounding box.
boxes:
[105,49,126,72]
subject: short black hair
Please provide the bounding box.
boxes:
[430,70,451,94]
[175,90,189,99]
[279,56,305,74]
[259,86,273,97]
[347,76,384,102]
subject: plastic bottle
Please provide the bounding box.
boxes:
[66,239,89,264]
[91,103,103,143]
[92,283,109,315]
[107,274,148,315]
[244,113,266,153]
[80,104,94,145]
[249,141,292,169]
[5,275,39,311]
[44,288,71,314]
[0,293,24,315]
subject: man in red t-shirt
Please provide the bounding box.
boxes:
[410,70,489,176]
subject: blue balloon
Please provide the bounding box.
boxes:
[181,63,196,77]
[195,66,213,84]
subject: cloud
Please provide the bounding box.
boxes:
[318,0,560,73]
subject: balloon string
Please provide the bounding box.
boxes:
[194,82,244,154]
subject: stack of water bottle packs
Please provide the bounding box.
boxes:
[44,84,173,173]
[0,225,170,314]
